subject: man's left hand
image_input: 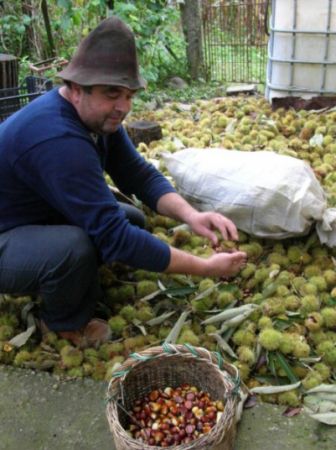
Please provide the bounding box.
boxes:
[187,211,238,245]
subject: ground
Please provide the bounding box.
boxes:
[0,364,335,450]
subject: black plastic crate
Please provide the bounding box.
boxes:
[0,76,53,122]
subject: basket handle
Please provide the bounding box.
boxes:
[112,343,241,392]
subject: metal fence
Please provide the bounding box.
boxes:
[201,0,270,84]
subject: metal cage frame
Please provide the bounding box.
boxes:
[201,0,270,85]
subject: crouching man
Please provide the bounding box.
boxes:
[0,17,246,347]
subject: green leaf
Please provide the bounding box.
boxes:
[306,384,336,395]
[163,286,197,297]
[261,282,278,299]
[267,352,277,378]
[275,352,299,384]
[71,11,82,26]
[9,304,36,348]
[306,411,336,425]
[60,16,72,30]
[164,310,190,344]
[208,332,237,359]
[272,319,291,331]
[146,311,176,326]
[250,381,301,394]
[16,25,26,34]
[22,15,32,26]
[57,0,72,8]
[255,375,279,384]
[193,282,221,301]
[273,317,301,331]
[218,283,241,294]
[325,297,336,306]
[152,299,180,315]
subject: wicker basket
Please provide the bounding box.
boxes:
[106,344,242,450]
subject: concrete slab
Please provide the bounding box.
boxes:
[0,365,335,450]
[226,84,257,96]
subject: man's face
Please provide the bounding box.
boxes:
[73,85,136,134]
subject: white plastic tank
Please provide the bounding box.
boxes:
[265,0,336,101]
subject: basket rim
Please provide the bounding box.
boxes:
[108,343,240,386]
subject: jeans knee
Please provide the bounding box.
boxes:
[40,226,97,280]
[65,227,97,269]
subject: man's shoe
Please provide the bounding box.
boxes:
[82,318,112,347]
[57,328,86,348]
[39,318,111,348]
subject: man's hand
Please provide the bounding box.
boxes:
[157,193,238,246]
[187,211,238,245]
[166,246,247,278]
[203,251,247,278]
[157,193,245,277]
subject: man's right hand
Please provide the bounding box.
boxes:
[165,246,247,278]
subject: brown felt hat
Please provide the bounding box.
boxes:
[58,16,146,90]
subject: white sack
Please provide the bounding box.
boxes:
[162,148,336,246]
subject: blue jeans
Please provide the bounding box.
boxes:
[0,203,145,331]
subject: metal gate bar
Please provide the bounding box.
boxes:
[201,0,269,84]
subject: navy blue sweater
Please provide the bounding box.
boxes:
[0,89,175,271]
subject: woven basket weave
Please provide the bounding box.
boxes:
[106,344,242,450]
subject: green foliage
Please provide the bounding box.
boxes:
[0,7,32,56]
[113,0,186,83]
[1,0,186,88]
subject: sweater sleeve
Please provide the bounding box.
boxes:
[102,127,176,211]
[12,136,171,271]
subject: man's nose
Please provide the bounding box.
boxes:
[114,96,131,113]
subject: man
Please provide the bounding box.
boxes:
[0,17,246,347]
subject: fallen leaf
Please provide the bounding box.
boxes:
[283,406,302,417]
[244,395,258,409]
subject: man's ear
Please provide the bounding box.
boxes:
[70,82,82,103]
